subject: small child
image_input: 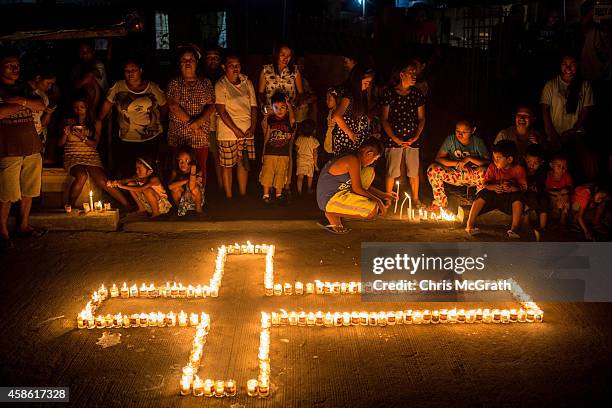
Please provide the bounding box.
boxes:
[107,157,172,217]
[571,183,609,241]
[466,140,527,239]
[523,144,549,240]
[546,154,572,224]
[260,91,296,203]
[169,146,203,216]
[294,119,320,195]
[323,87,338,154]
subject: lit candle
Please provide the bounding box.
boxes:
[284,282,293,295]
[180,375,192,395]
[394,180,400,213]
[149,283,159,298]
[342,312,351,326]
[492,309,501,323]
[359,311,368,325]
[457,309,466,323]
[89,190,94,213]
[289,311,298,326]
[412,310,422,324]
[192,376,204,397]
[110,283,119,298]
[307,312,316,326]
[94,200,103,211]
[295,281,304,295]
[315,281,324,295]
[214,380,225,398]
[298,311,307,326]
[225,379,237,397]
[377,311,387,326]
[315,311,324,326]
[120,282,129,298]
[130,284,138,298]
[501,310,510,323]
[280,311,289,326]
[178,311,188,327]
[466,310,475,323]
[475,308,483,323]
[324,312,333,327]
[431,310,440,324]
[265,285,274,296]
[422,309,431,324]
[190,313,199,327]
[306,282,314,294]
[273,284,282,296]
[258,377,270,397]
[368,312,378,326]
[103,202,111,211]
[139,312,148,327]
[247,379,258,397]
[351,312,360,326]
[399,192,409,220]
[535,309,544,323]
[510,309,518,323]
[178,283,187,298]
[203,379,214,397]
[483,309,492,323]
[271,312,280,326]
[139,283,148,297]
[439,309,448,323]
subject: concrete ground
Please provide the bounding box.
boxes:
[2,220,612,407]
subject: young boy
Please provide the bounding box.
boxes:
[571,184,609,241]
[523,144,549,240]
[294,119,319,195]
[465,140,527,239]
[545,154,572,225]
[259,91,295,203]
[316,138,396,234]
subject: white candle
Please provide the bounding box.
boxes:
[89,190,94,213]
[247,379,258,396]
[394,181,400,213]
[399,192,409,220]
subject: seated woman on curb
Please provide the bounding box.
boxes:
[316,137,396,234]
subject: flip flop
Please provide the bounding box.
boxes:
[465,227,481,236]
[15,227,48,238]
[507,230,520,239]
[316,222,350,235]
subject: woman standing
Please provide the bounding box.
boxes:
[258,44,303,111]
[167,46,215,187]
[332,65,374,156]
[96,59,167,178]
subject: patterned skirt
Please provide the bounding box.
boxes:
[63,141,104,172]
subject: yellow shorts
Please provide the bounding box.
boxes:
[259,155,289,191]
[325,167,377,217]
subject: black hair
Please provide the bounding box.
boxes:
[390,59,418,87]
[515,103,535,116]
[223,52,241,65]
[136,155,158,177]
[297,119,316,137]
[456,118,475,129]
[550,152,569,163]
[123,58,143,69]
[360,137,384,156]
[0,47,19,63]
[70,92,96,128]
[177,45,201,63]
[270,90,288,105]
[344,64,372,118]
[272,43,296,75]
[492,140,517,159]
[525,144,546,160]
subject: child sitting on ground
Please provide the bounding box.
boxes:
[546,154,572,225]
[524,144,549,240]
[294,119,320,195]
[168,146,203,216]
[260,91,295,203]
[466,140,527,239]
[571,183,609,241]
[316,137,396,234]
[107,157,172,218]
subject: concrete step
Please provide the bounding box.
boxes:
[10,209,120,232]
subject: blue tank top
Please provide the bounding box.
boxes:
[316,156,352,211]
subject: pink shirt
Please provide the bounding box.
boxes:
[484,163,527,191]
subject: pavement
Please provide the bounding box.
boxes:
[2,221,612,407]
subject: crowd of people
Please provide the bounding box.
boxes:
[0,17,610,247]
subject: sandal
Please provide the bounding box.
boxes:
[465,227,481,236]
[316,222,350,235]
[15,227,48,238]
[507,230,520,239]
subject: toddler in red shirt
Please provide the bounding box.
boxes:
[545,154,572,224]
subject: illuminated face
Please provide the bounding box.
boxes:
[399,67,417,88]
[124,63,142,84]
[493,152,512,169]
[272,101,288,118]
[73,101,88,117]
[455,123,473,145]
[277,47,292,67]
[205,51,221,71]
[550,159,568,176]
[343,57,356,72]
[560,56,577,82]
[135,160,152,178]
[37,78,56,92]
[1,56,20,83]
[180,51,198,77]
[79,44,94,62]
[361,74,373,91]
[224,58,241,80]
[515,108,533,129]
[525,155,543,174]
[594,191,608,204]
[177,152,191,173]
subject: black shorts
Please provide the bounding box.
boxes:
[475,190,523,215]
[523,191,549,215]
